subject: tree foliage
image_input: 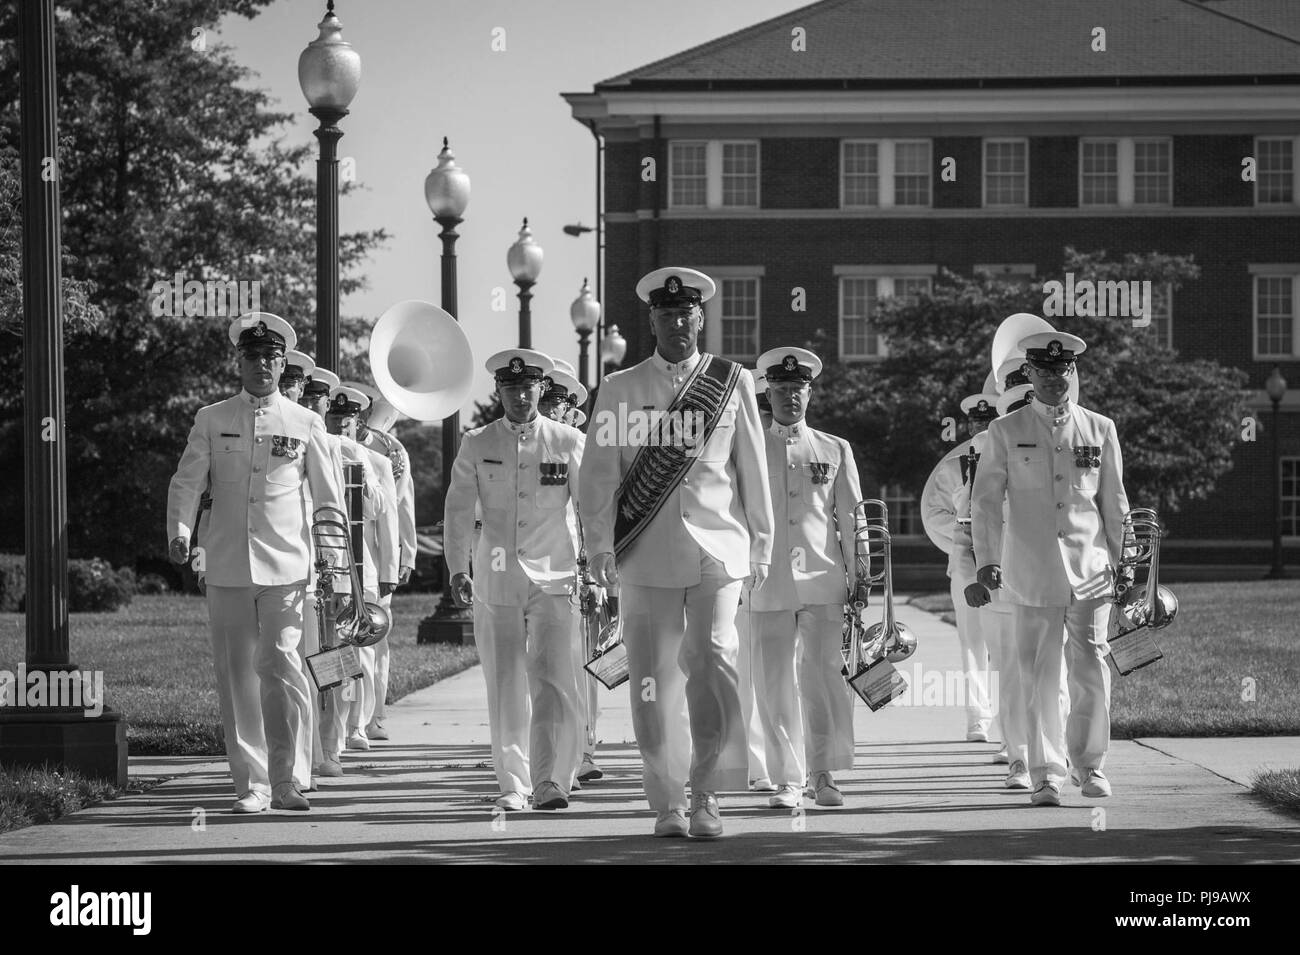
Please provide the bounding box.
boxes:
[809,248,1248,515]
[0,0,388,565]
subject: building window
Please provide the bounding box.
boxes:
[893,140,932,207]
[983,139,1028,207]
[880,484,922,536]
[975,263,1036,288]
[719,277,760,360]
[836,269,934,360]
[1144,283,1174,349]
[1283,458,1300,538]
[842,141,879,207]
[1256,137,1296,205]
[1255,274,1295,358]
[1133,139,1172,205]
[841,139,931,209]
[1080,139,1119,206]
[668,140,759,210]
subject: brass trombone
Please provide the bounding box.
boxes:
[1108,507,1177,675]
[310,502,392,650]
[841,500,915,708]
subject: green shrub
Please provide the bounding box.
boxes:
[67,558,134,612]
[0,554,23,612]
[136,572,170,595]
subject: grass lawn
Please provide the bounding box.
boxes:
[1251,769,1300,817]
[0,593,478,756]
[905,581,1300,737]
[0,765,162,834]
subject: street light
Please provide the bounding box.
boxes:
[298,0,361,373]
[600,324,627,377]
[421,137,472,642]
[507,217,543,348]
[569,278,600,388]
[1265,366,1288,579]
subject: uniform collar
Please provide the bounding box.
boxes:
[770,419,804,441]
[504,414,540,436]
[1032,396,1071,424]
[240,389,277,409]
[652,349,702,377]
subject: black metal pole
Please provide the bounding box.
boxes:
[577,329,591,390]
[432,214,468,623]
[311,106,346,372]
[19,0,69,672]
[1270,398,1284,578]
[516,280,534,349]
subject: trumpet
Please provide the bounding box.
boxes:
[841,500,916,707]
[310,502,392,650]
[1114,508,1178,632]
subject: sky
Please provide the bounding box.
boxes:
[217,0,804,411]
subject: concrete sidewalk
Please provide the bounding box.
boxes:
[1,603,1297,864]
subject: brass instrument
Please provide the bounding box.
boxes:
[1108,507,1177,675]
[368,299,475,423]
[310,501,392,651]
[575,508,627,692]
[841,500,915,709]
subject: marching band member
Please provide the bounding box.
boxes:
[973,332,1129,806]
[579,268,774,838]
[300,366,338,417]
[921,392,1002,745]
[739,372,774,794]
[166,313,343,813]
[749,348,861,809]
[444,349,587,811]
[278,350,314,404]
[325,386,399,754]
[348,382,417,743]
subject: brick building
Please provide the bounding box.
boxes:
[564,0,1300,556]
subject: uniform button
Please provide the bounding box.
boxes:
[1056,503,1063,509]
[517,548,525,556]
[519,464,527,470]
[788,518,796,525]
[682,511,690,519]
[1056,446,1063,452]
[1055,474,1063,481]
[1023,457,1030,462]
[253,466,261,473]
[255,437,264,444]
[518,491,526,498]
[1057,531,1065,539]
[789,464,796,470]
[518,521,527,528]
[249,497,255,503]
[789,490,797,497]
[682,478,688,485]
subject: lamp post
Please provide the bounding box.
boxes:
[507,218,543,348]
[569,278,600,389]
[421,138,473,642]
[1266,366,1288,579]
[600,323,627,378]
[298,0,361,373]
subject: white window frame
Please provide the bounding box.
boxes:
[880,483,924,538]
[1250,265,1300,360]
[1254,136,1300,207]
[1282,456,1300,540]
[1145,282,1174,350]
[667,139,760,210]
[700,266,765,360]
[982,138,1029,208]
[1078,136,1172,208]
[834,265,937,361]
[974,263,1037,283]
[841,139,932,209]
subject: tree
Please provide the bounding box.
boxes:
[809,249,1248,516]
[0,0,388,566]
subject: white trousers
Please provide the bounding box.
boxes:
[474,584,584,796]
[622,552,748,813]
[1013,599,1111,787]
[371,631,391,726]
[950,573,995,734]
[983,607,1029,766]
[753,602,855,785]
[736,596,770,783]
[206,584,311,796]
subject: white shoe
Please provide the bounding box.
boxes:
[315,758,344,778]
[532,781,569,810]
[365,720,388,741]
[688,792,722,838]
[577,752,603,781]
[653,810,689,838]
[1079,769,1112,798]
[1030,781,1061,807]
[812,771,844,807]
[232,791,270,814]
[768,784,802,809]
[992,747,1010,765]
[270,783,310,811]
[748,776,777,793]
[346,729,370,751]
[966,721,991,743]
[1005,761,1031,790]
[494,792,526,811]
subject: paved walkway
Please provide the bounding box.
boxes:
[2,604,1298,864]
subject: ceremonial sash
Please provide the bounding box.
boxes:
[613,354,741,560]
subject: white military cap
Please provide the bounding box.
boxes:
[753,372,768,395]
[567,408,587,428]
[757,346,822,383]
[636,267,717,307]
[229,312,296,353]
[282,350,315,379]
[303,366,340,397]
[547,369,587,407]
[996,356,1030,394]
[997,383,1034,416]
[486,348,553,383]
[328,385,368,415]
[551,358,578,379]
[960,393,1001,418]
[341,380,379,410]
[1019,331,1087,364]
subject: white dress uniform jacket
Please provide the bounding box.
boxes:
[580,351,774,583]
[168,391,343,585]
[972,403,1129,606]
[750,422,859,612]
[361,430,417,570]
